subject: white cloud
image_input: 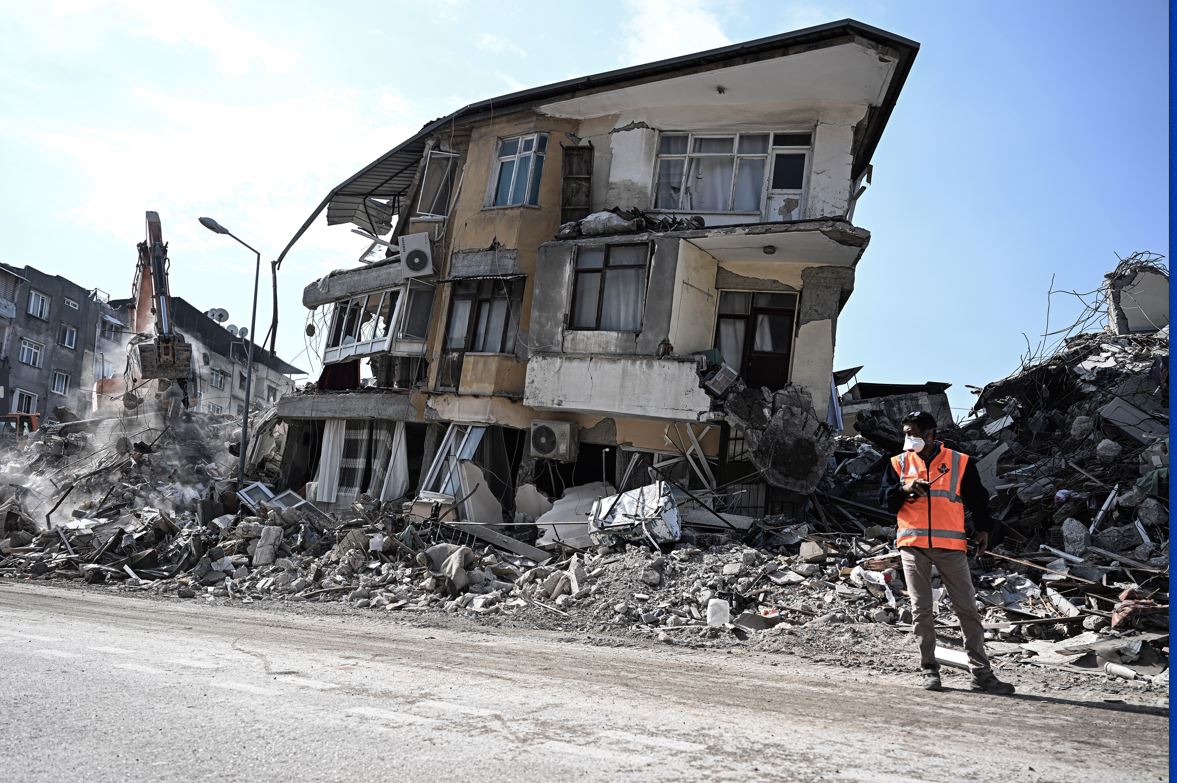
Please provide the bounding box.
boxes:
[476,33,526,57]
[618,0,732,66]
[9,0,298,76]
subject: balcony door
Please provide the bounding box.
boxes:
[714,291,797,391]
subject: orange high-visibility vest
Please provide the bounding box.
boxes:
[891,445,969,551]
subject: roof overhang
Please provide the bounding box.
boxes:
[275,19,917,268]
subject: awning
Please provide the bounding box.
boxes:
[275,132,432,268]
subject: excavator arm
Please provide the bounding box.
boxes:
[130,212,193,381]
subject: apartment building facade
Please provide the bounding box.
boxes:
[275,20,918,519]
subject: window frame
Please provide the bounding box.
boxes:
[27,289,50,320]
[651,131,812,215]
[487,132,548,208]
[99,319,119,342]
[209,368,227,389]
[11,388,37,414]
[415,148,460,218]
[58,323,77,350]
[64,297,79,310]
[712,290,799,382]
[322,287,405,365]
[568,243,650,333]
[18,337,44,368]
[443,278,523,355]
[51,371,70,396]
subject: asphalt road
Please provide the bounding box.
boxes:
[0,582,1167,783]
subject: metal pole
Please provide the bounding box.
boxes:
[226,231,262,488]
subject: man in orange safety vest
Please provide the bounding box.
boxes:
[880,411,1015,694]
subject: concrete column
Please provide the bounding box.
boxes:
[604,123,658,208]
[807,107,867,219]
[791,266,855,420]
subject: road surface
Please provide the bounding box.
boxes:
[0,582,1167,782]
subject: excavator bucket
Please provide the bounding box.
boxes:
[133,335,193,380]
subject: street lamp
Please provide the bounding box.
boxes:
[199,216,260,487]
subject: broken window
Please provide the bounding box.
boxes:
[100,319,119,342]
[323,289,400,364]
[714,291,797,391]
[416,148,459,217]
[210,368,227,389]
[653,131,811,214]
[444,278,523,354]
[569,244,649,331]
[490,133,547,207]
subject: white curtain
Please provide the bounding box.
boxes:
[733,158,765,212]
[312,419,346,503]
[717,319,745,369]
[600,268,644,330]
[380,422,410,501]
[686,157,733,211]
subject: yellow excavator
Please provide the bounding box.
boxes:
[128,212,192,402]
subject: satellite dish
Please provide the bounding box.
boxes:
[238,327,249,339]
[212,308,229,323]
[227,325,239,337]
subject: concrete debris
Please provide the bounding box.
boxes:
[724,384,837,494]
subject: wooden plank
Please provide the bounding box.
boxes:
[444,520,550,563]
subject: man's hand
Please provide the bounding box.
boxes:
[902,479,930,497]
[974,531,989,556]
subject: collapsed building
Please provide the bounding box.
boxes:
[271,20,920,535]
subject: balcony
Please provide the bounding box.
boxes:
[524,354,712,421]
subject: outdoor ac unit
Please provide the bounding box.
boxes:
[530,419,579,462]
[397,232,433,278]
[703,363,739,398]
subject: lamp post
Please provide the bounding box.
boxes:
[199,217,260,487]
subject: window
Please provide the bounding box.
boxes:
[266,385,277,402]
[100,320,119,342]
[51,371,70,396]
[324,289,400,364]
[57,323,77,349]
[444,278,523,354]
[490,133,547,207]
[569,244,649,331]
[416,149,459,217]
[97,356,118,380]
[64,297,79,310]
[27,289,49,320]
[653,131,811,213]
[238,372,247,390]
[400,283,434,340]
[210,368,227,389]
[714,291,798,391]
[18,338,44,368]
[207,403,223,414]
[12,389,36,414]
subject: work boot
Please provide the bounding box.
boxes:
[920,668,942,691]
[970,670,1015,695]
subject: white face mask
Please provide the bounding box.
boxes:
[903,435,925,452]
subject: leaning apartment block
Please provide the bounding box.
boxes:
[274,20,919,535]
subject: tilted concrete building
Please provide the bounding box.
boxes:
[275,20,918,520]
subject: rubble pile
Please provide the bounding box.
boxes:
[0,271,1168,692]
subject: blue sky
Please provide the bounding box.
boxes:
[0,1,1168,418]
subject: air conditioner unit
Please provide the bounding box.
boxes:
[397,232,434,278]
[703,363,739,398]
[530,419,579,462]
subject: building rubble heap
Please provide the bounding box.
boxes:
[0,312,1167,695]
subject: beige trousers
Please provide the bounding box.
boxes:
[900,546,992,674]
